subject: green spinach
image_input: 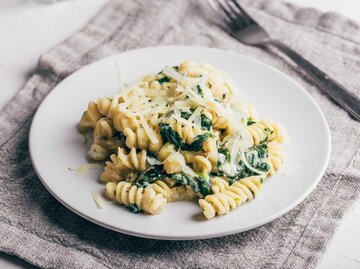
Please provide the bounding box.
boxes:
[223,140,271,185]
[160,123,213,152]
[133,165,167,188]
[201,114,212,130]
[197,174,212,196]
[182,133,213,152]
[218,148,230,164]
[196,85,204,97]
[157,76,171,84]
[114,131,130,152]
[171,173,199,193]
[159,123,184,149]
[264,127,274,135]
[126,204,142,213]
[146,151,158,159]
[180,111,192,120]
[181,110,212,131]
[247,117,256,126]
[171,173,211,197]
[132,164,212,197]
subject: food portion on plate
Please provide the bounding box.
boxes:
[78,62,287,219]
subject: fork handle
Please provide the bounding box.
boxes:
[268,40,360,121]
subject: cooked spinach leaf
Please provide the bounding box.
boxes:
[180,111,192,120]
[133,165,167,188]
[160,123,213,152]
[201,114,212,130]
[171,173,211,197]
[181,110,212,131]
[247,117,256,126]
[264,127,274,135]
[196,85,204,97]
[182,133,213,152]
[255,138,268,159]
[126,204,142,213]
[197,174,212,197]
[146,151,158,159]
[226,140,270,185]
[114,131,130,153]
[218,148,230,165]
[159,123,183,149]
[157,76,171,84]
[132,163,212,196]
[171,173,199,193]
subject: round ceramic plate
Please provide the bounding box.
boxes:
[29,46,331,240]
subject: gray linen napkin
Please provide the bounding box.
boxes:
[1,0,360,268]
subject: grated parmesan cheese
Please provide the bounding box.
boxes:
[187,106,202,123]
[68,163,100,176]
[92,192,104,209]
[139,115,159,144]
[147,156,162,165]
[163,66,183,81]
[174,100,196,110]
[171,115,198,128]
[91,192,115,209]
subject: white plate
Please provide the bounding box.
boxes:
[29,46,331,240]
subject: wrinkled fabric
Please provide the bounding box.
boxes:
[0,0,359,268]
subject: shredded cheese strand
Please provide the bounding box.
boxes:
[139,115,158,144]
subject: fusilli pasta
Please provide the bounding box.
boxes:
[105,181,167,214]
[199,176,263,219]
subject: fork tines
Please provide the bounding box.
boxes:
[208,0,256,29]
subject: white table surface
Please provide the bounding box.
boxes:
[0,0,359,268]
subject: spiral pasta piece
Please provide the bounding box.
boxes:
[79,97,122,131]
[199,176,263,219]
[97,97,121,119]
[123,127,163,152]
[88,119,121,161]
[267,142,285,176]
[212,114,234,137]
[193,155,212,173]
[202,137,218,167]
[100,154,124,182]
[100,147,149,182]
[116,147,149,172]
[169,120,202,144]
[158,143,176,162]
[79,101,102,131]
[247,119,284,145]
[94,118,114,139]
[163,152,185,174]
[151,180,172,200]
[181,151,213,173]
[88,138,121,161]
[113,111,140,132]
[105,181,167,215]
[210,177,229,194]
[212,115,230,130]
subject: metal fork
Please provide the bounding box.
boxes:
[208,0,360,121]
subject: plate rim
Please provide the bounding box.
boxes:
[29,45,331,240]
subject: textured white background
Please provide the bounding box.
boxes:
[0,0,359,268]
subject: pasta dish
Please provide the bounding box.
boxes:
[78,62,286,219]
